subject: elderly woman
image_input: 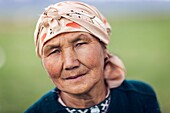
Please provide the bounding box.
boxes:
[25,1,161,113]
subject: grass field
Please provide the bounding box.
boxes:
[0,16,170,113]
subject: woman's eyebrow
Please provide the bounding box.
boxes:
[43,34,91,51]
[70,34,91,43]
[43,44,60,52]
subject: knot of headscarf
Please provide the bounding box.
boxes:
[34,1,126,88]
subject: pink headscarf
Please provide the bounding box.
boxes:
[34,1,126,88]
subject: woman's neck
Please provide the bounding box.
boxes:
[60,81,107,108]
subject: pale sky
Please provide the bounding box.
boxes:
[4,0,170,2]
[82,0,170,2]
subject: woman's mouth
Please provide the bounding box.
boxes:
[65,73,87,80]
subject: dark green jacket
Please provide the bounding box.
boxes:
[25,80,161,113]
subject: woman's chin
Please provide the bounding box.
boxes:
[64,84,91,95]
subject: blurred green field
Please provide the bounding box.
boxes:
[0,16,170,113]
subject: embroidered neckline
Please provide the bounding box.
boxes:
[56,89,111,113]
[65,94,111,113]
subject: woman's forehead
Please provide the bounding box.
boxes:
[45,32,96,45]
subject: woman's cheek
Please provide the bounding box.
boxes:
[77,45,103,67]
[43,58,61,79]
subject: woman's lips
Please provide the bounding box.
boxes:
[65,73,86,80]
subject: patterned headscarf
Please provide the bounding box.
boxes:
[34,1,126,88]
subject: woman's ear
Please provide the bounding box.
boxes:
[103,49,109,64]
[104,52,126,88]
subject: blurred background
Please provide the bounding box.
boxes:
[0,0,170,113]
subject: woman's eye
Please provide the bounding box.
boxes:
[49,49,60,55]
[75,42,87,47]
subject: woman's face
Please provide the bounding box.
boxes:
[42,32,106,94]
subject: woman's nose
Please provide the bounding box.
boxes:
[63,48,80,70]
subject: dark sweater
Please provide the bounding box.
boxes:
[25,80,161,113]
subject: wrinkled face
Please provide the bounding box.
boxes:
[42,32,106,94]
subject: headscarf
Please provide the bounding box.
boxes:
[34,1,126,88]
